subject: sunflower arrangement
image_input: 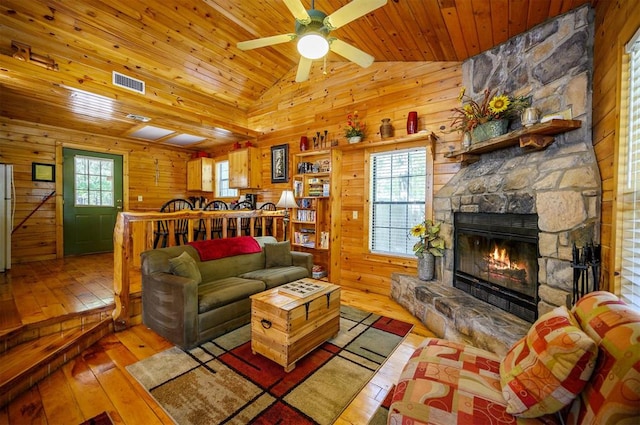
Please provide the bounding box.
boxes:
[409,219,445,257]
[449,88,531,134]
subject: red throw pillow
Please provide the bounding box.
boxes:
[188,236,261,261]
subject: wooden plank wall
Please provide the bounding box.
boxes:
[249,61,463,295]
[3,61,464,296]
[592,0,640,292]
[0,118,228,263]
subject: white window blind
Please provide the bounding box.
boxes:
[216,160,237,198]
[370,148,427,256]
[620,29,640,309]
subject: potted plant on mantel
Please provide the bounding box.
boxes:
[449,88,531,144]
[410,219,445,281]
[344,110,365,143]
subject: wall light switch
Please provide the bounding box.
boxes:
[352,211,358,219]
[138,195,143,201]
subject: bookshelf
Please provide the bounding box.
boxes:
[291,150,332,279]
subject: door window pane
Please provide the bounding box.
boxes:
[74,156,114,207]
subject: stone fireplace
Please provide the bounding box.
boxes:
[391,6,601,354]
[435,4,599,319]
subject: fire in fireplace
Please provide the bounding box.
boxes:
[454,213,539,322]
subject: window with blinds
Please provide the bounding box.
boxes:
[620,28,640,309]
[369,148,427,256]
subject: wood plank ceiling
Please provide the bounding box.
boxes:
[0,0,592,149]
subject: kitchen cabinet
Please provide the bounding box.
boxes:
[229,147,261,189]
[187,157,213,192]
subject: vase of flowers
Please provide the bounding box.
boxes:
[345,111,365,143]
[410,219,445,281]
[449,88,531,143]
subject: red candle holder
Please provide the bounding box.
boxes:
[407,111,418,135]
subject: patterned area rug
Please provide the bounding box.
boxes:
[127,305,412,425]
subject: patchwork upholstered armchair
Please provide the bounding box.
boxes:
[388,291,640,424]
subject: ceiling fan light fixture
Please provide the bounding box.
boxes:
[297,32,329,60]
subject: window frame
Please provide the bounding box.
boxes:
[616,26,640,310]
[215,159,238,198]
[365,142,434,261]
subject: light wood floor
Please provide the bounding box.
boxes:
[0,254,434,424]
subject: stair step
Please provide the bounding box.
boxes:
[0,305,114,355]
[0,317,114,409]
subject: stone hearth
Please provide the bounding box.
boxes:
[391,273,529,356]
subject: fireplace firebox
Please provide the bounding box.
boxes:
[454,213,539,322]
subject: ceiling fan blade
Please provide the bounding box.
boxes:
[237,34,296,50]
[330,38,375,68]
[324,0,387,30]
[283,0,311,25]
[295,57,313,82]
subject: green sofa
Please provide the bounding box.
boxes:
[140,236,312,348]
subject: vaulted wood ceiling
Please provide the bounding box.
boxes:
[0,0,592,149]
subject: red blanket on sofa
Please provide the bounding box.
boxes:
[188,237,262,261]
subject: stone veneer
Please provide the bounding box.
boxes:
[434,5,599,317]
[392,5,600,352]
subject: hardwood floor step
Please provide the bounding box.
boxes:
[0,305,114,355]
[0,316,114,409]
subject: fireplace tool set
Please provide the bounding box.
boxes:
[570,243,601,306]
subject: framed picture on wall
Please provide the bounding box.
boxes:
[32,162,55,182]
[271,144,289,183]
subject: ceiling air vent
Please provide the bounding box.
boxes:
[112,71,145,94]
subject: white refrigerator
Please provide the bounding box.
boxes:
[0,164,13,272]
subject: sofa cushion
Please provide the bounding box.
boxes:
[168,251,202,284]
[264,241,292,268]
[239,266,309,289]
[389,338,560,424]
[500,306,597,418]
[197,277,265,313]
[565,291,640,424]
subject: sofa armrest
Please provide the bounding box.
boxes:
[141,271,199,348]
[291,251,313,276]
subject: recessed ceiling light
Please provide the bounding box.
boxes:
[129,125,175,140]
[165,134,206,145]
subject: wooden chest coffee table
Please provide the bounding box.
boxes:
[250,278,340,372]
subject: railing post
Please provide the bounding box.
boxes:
[112,212,131,330]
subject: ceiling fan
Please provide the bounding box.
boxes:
[237,0,388,82]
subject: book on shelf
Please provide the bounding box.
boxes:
[320,231,329,249]
[293,232,315,248]
[278,279,325,298]
[296,210,316,222]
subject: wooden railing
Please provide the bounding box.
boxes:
[112,209,286,330]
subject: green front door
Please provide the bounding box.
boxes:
[63,148,123,256]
